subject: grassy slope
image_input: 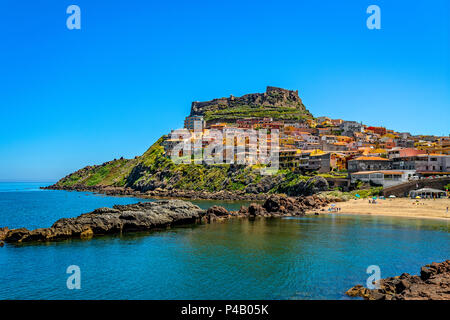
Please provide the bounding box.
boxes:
[55,137,168,188]
[55,158,137,187]
[204,105,313,122]
[55,89,320,191]
[54,136,350,194]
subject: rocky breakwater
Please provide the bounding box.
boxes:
[2,200,205,243]
[199,194,327,223]
[180,194,331,224]
[346,260,450,300]
[2,195,332,244]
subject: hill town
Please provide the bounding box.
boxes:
[163,86,450,192]
[48,86,450,201]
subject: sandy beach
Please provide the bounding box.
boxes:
[315,198,450,221]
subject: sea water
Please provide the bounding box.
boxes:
[0,182,448,299]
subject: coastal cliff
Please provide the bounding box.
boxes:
[190,86,313,123]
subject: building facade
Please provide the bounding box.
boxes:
[350,170,416,187]
[347,156,392,173]
[184,115,205,130]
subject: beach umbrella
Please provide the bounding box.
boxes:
[355,194,360,198]
[389,195,396,198]
[415,196,421,199]
[331,204,336,207]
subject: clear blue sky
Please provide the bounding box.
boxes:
[0,0,449,181]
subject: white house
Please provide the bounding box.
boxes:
[350,170,417,188]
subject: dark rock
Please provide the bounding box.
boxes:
[238,194,330,217]
[5,228,31,242]
[4,200,205,243]
[304,196,316,207]
[0,227,9,240]
[206,206,229,217]
[345,285,370,299]
[203,206,231,223]
[306,176,329,194]
[263,196,282,212]
[396,279,410,293]
[346,260,450,300]
[420,266,433,280]
[369,291,386,300]
[248,203,266,217]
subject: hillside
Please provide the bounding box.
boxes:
[50,87,378,198]
[51,137,333,196]
[190,86,313,123]
[51,86,324,196]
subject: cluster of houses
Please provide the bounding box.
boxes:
[164,115,450,188]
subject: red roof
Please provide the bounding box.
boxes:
[354,156,389,161]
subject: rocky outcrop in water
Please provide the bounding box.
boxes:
[3,195,332,244]
[346,260,450,300]
[3,200,204,243]
[198,194,332,223]
[0,227,9,241]
[239,194,331,217]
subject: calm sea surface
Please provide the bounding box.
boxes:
[0,182,448,299]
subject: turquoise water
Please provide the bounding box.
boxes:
[0,182,448,299]
[0,182,247,230]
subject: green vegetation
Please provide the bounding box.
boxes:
[317,172,348,179]
[271,171,310,193]
[55,137,336,195]
[57,157,138,187]
[319,187,383,201]
[203,105,312,122]
[53,88,329,195]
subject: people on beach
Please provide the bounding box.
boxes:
[328,206,341,212]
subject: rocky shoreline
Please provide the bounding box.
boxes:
[42,184,269,201]
[346,260,450,300]
[0,194,332,244]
